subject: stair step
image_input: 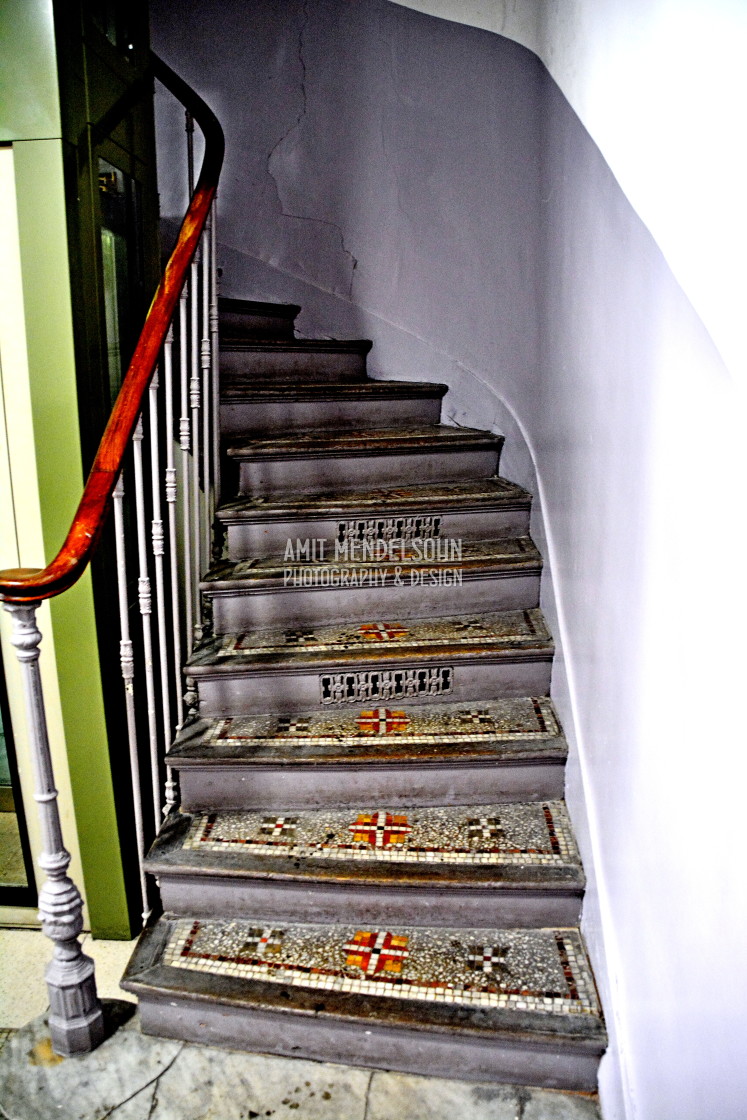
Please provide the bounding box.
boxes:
[202,538,542,631]
[219,296,300,340]
[221,338,372,382]
[220,378,447,434]
[147,799,584,926]
[167,695,567,810]
[187,609,553,716]
[123,916,606,1090]
[217,477,532,557]
[227,425,503,496]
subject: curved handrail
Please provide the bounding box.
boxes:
[0,54,225,603]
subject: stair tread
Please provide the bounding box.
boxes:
[219,297,301,318]
[221,378,447,401]
[147,800,584,889]
[226,424,501,460]
[123,916,605,1046]
[187,608,552,674]
[202,538,542,591]
[217,477,531,524]
[166,696,566,767]
[222,338,373,354]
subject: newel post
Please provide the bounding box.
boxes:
[3,600,105,1055]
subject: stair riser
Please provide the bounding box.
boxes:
[192,658,552,716]
[222,508,532,558]
[207,574,540,633]
[237,448,500,496]
[157,876,582,928]
[175,760,566,812]
[222,350,367,381]
[138,998,602,1090]
[220,317,295,341]
[220,395,442,435]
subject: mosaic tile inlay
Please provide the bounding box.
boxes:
[212,610,549,658]
[200,696,560,749]
[182,800,578,867]
[163,919,599,1015]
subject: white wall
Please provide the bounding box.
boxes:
[394,0,747,384]
[151,3,747,1117]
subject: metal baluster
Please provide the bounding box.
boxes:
[179,289,194,655]
[210,197,221,529]
[201,222,212,573]
[112,476,150,925]
[190,252,202,643]
[148,369,177,815]
[163,325,185,728]
[185,109,195,197]
[132,416,161,828]
[2,600,105,1055]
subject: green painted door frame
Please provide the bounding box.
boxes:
[0,0,162,938]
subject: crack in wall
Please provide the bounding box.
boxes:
[265,0,358,301]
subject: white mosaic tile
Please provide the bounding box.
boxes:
[199,696,560,749]
[182,800,579,868]
[163,920,599,1017]
[204,609,549,659]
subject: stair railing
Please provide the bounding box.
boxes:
[0,55,224,1055]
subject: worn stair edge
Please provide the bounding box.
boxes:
[226,425,503,462]
[165,700,568,810]
[186,609,553,674]
[201,542,542,631]
[145,808,584,927]
[216,477,531,525]
[123,919,606,1091]
[201,538,542,591]
[220,379,448,402]
[222,338,373,356]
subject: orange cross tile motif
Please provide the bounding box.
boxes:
[358,622,409,641]
[348,810,413,847]
[356,708,411,734]
[344,930,410,974]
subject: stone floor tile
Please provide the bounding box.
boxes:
[0,1004,181,1120]
[522,1088,603,1119]
[366,1070,521,1120]
[113,1040,371,1120]
[79,934,138,1004]
[0,929,48,1027]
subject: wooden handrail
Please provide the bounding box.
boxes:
[0,54,224,604]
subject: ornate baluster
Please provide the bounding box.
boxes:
[112,477,150,924]
[201,222,212,577]
[2,601,105,1055]
[190,252,202,643]
[179,288,194,654]
[132,416,161,828]
[148,370,177,814]
[163,325,185,729]
[210,197,220,531]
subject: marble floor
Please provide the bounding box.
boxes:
[0,1005,602,1120]
[0,930,602,1118]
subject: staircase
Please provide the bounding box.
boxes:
[122,298,606,1090]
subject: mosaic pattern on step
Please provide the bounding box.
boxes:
[199,696,560,749]
[182,799,579,867]
[206,538,540,583]
[209,610,549,659]
[163,920,599,1015]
